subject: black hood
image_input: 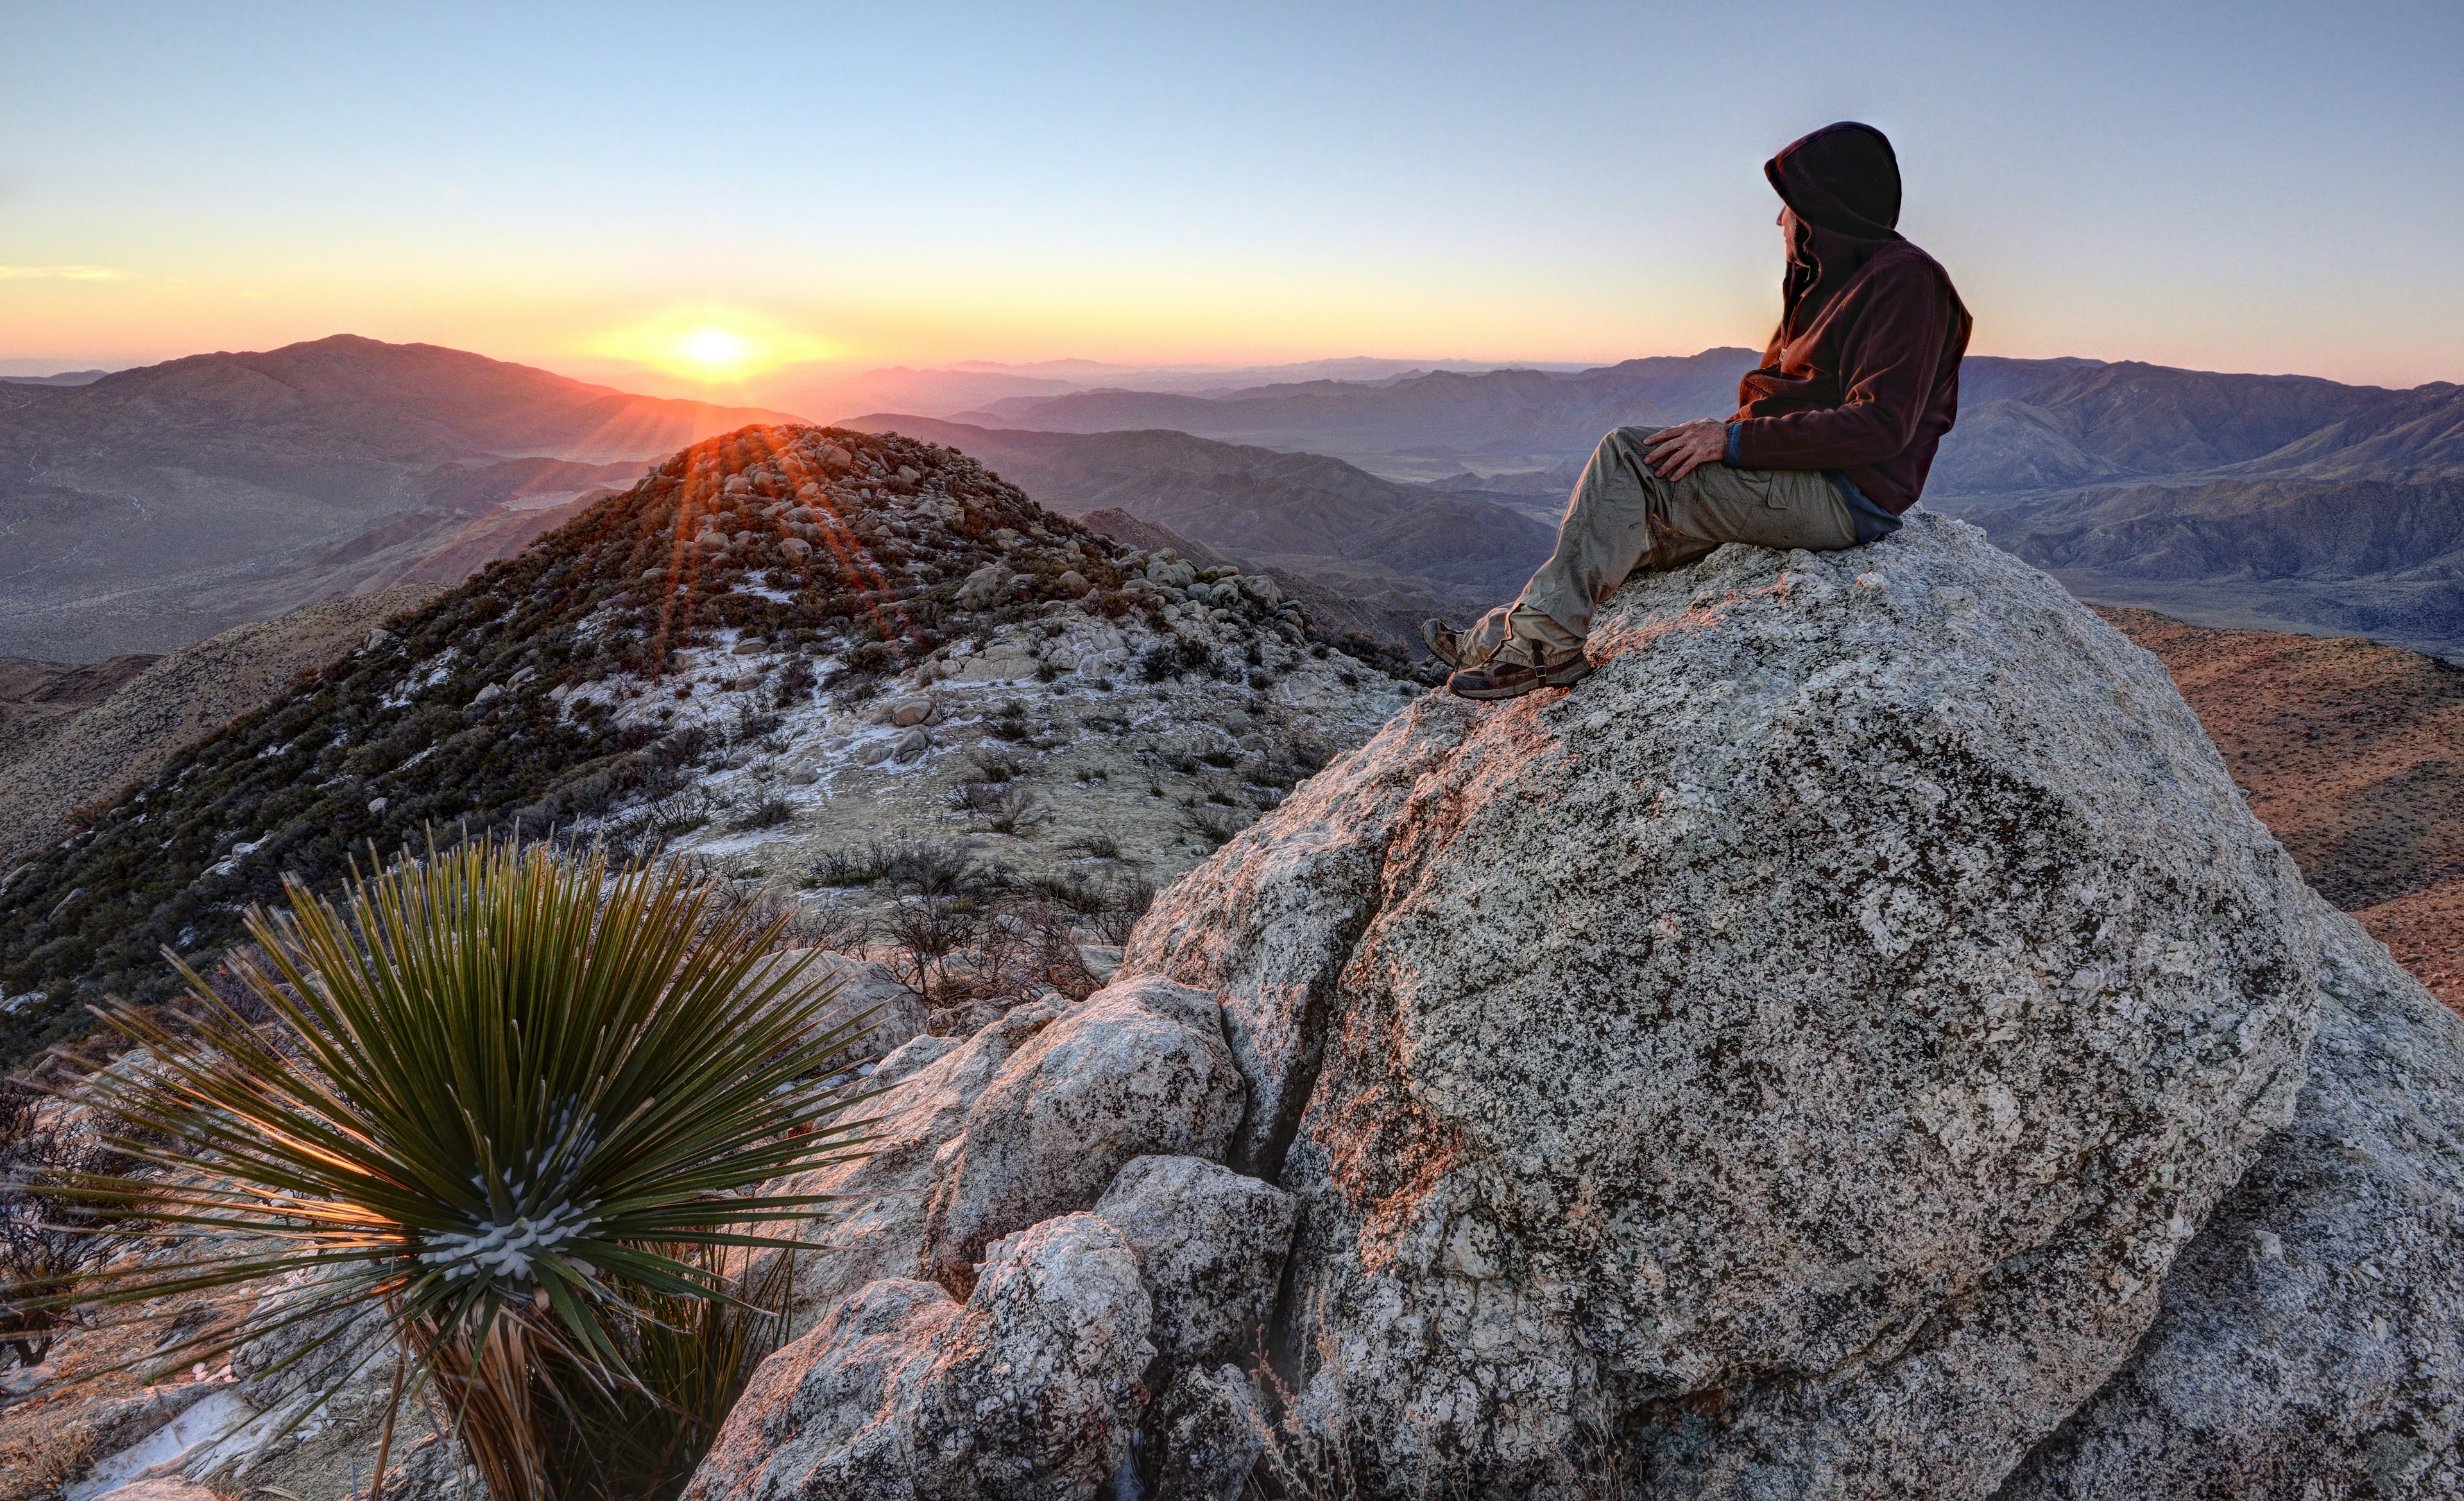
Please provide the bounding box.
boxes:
[1766,122,1904,342]
[1767,121,1901,239]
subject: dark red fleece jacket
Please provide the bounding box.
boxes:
[1729,124,1972,515]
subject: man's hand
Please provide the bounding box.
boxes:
[1644,419,1728,484]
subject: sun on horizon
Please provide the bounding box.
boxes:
[588,307,837,385]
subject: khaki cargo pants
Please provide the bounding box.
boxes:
[1459,425,1859,664]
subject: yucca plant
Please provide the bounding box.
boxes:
[26,838,879,1501]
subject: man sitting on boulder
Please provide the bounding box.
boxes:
[1431,121,1973,699]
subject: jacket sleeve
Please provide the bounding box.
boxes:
[1733,259,1948,472]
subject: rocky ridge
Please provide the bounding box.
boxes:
[678,515,2464,1500]
[0,423,1419,1065]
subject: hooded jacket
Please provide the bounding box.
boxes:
[1727,123,1972,518]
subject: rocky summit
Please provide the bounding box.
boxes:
[688,515,2464,1500]
[0,423,1419,1064]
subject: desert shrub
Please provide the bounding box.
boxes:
[965,751,1023,784]
[728,795,796,832]
[953,782,1047,836]
[845,642,900,675]
[0,1087,124,1368]
[37,839,873,1501]
[804,842,889,888]
[1063,832,1125,861]
[1179,804,1247,850]
[982,701,1034,743]
[882,896,981,1004]
[1091,873,1156,947]
[1023,871,1104,918]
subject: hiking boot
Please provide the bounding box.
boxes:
[1421,618,1467,669]
[1445,642,1593,700]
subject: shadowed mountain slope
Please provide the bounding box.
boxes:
[0,336,798,660]
[1972,477,2464,659]
[0,585,447,866]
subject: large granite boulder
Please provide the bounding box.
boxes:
[686,1214,1152,1501]
[1128,515,2323,1498]
[1999,906,2464,1498]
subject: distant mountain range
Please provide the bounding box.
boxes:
[951,348,1757,486]
[953,349,2464,494]
[9,333,2459,665]
[0,370,112,387]
[774,356,1596,425]
[0,335,794,659]
[937,350,2464,656]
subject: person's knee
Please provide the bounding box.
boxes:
[1600,425,1663,458]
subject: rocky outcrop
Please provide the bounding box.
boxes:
[1143,1364,1269,1501]
[686,515,2464,1501]
[760,997,1074,1335]
[918,975,1245,1293]
[685,1214,1152,1501]
[1999,907,2464,1499]
[1130,515,2323,1497]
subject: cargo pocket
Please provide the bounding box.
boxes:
[1740,470,1786,508]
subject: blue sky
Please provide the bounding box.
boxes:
[3,0,2460,388]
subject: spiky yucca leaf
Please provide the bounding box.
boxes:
[32,838,877,1500]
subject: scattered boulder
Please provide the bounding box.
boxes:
[869,1031,960,1089]
[1129,517,2321,1497]
[2001,906,2464,1499]
[757,997,1071,1335]
[886,696,936,728]
[1057,569,1094,597]
[919,975,1245,1294]
[956,562,1014,610]
[1095,1154,1295,1374]
[686,1214,1152,1501]
[1077,943,1123,984]
[745,948,928,1065]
